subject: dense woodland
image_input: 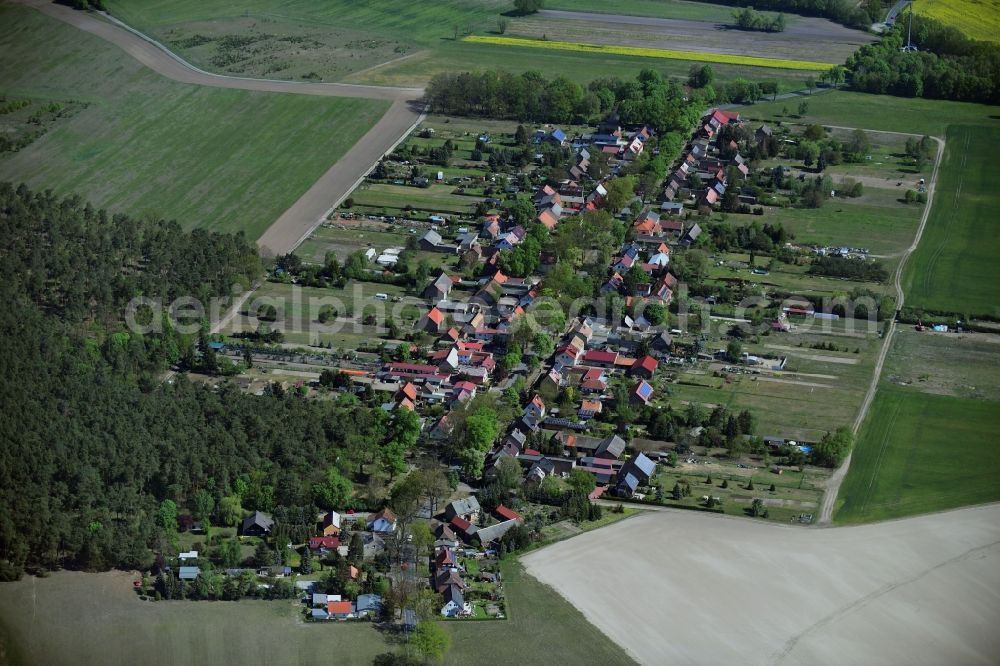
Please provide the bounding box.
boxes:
[425,69,704,137]
[0,184,406,579]
[847,16,1000,103]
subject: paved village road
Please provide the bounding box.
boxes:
[14,0,427,258]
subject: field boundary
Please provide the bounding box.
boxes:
[818,129,946,525]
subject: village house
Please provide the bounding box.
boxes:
[444,496,481,523]
[615,452,657,497]
[368,507,397,533]
[424,273,454,301]
[241,511,273,537]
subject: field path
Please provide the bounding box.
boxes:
[817,130,946,524]
[13,0,427,258]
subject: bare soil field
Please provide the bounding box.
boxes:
[522,505,1000,666]
[514,9,875,64]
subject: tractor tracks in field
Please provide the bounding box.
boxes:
[818,129,946,525]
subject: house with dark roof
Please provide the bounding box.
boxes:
[474,519,518,545]
[595,434,627,460]
[615,452,656,497]
[682,223,702,246]
[444,496,481,523]
[241,511,274,537]
[435,568,468,593]
[355,594,382,618]
[424,273,454,301]
[441,584,466,617]
[419,229,457,253]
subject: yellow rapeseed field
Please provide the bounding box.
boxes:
[915,0,1000,43]
[463,35,832,71]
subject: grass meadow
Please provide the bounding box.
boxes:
[0,3,388,240]
[742,90,1000,137]
[0,561,634,666]
[902,125,1000,319]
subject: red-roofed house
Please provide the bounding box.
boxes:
[525,394,546,421]
[582,350,619,368]
[629,355,658,379]
[309,536,340,552]
[419,306,446,333]
[495,505,523,522]
[538,208,559,231]
[555,345,580,368]
[579,399,603,419]
[398,382,418,403]
[327,601,354,619]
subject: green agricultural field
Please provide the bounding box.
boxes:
[743,90,1000,137]
[0,562,634,666]
[0,3,388,241]
[902,125,1000,319]
[107,0,815,89]
[835,384,1000,524]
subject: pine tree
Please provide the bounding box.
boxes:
[300,546,313,574]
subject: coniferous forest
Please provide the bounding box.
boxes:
[0,184,386,579]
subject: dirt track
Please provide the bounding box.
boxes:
[523,504,1000,666]
[14,0,426,257]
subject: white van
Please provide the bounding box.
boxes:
[374,293,388,301]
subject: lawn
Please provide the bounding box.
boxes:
[760,190,923,257]
[0,561,635,666]
[351,183,482,217]
[227,280,423,346]
[0,3,388,240]
[902,125,1000,319]
[835,384,1000,524]
[443,560,636,665]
